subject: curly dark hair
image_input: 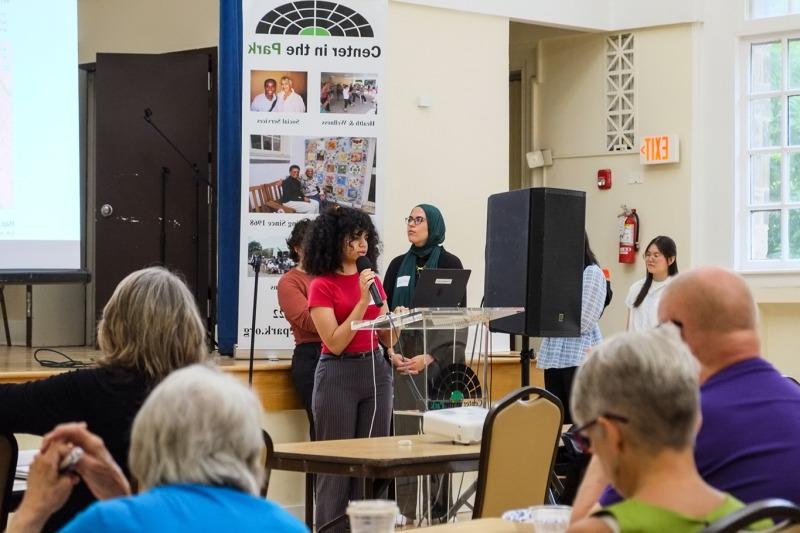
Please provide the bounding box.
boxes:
[286,219,313,262]
[302,206,381,275]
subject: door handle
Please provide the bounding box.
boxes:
[100,204,114,218]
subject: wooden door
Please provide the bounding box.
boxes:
[94,52,213,321]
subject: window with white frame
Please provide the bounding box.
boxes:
[742,36,800,267]
[249,134,290,161]
[750,0,800,19]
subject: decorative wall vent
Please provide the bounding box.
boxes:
[606,33,635,152]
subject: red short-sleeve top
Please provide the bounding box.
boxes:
[308,272,387,354]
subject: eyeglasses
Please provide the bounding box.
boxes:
[644,252,663,259]
[404,216,426,226]
[569,413,629,453]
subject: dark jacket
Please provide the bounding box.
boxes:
[280,176,305,203]
[0,366,153,531]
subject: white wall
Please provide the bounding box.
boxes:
[77,0,219,63]
[382,3,508,306]
[393,0,699,32]
[531,25,694,336]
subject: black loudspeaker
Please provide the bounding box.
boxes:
[485,187,586,337]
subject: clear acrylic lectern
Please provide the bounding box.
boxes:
[353,307,522,523]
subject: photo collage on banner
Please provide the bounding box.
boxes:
[238,0,387,353]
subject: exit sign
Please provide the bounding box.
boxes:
[639,135,680,165]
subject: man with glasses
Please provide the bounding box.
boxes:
[571,266,800,520]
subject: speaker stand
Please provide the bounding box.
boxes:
[520,335,535,387]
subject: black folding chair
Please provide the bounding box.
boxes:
[701,499,800,533]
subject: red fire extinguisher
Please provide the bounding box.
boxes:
[618,206,639,264]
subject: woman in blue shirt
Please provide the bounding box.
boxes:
[10,366,307,533]
[537,233,606,424]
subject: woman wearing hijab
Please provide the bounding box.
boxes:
[385,205,463,310]
[383,204,465,522]
[384,204,465,372]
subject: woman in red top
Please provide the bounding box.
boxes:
[305,206,399,531]
[276,219,321,440]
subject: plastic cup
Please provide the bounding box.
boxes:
[346,499,399,533]
[526,505,572,533]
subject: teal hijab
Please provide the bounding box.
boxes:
[391,204,446,308]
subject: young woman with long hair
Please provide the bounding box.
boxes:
[625,236,678,332]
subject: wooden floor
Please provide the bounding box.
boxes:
[0,346,541,411]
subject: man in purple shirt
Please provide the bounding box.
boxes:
[571,266,800,521]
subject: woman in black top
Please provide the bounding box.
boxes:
[0,267,207,531]
[384,203,465,521]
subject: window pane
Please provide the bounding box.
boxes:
[751,210,782,259]
[751,0,789,18]
[791,209,800,258]
[790,96,800,145]
[790,153,800,201]
[272,136,281,151]
[250,135,261,149]
[790,40,800,89]
[751,41,782,92]
[263,136,272,150]
[750,97,782,148]
[751,153,782,203]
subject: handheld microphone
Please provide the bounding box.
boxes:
[356,256,383,307]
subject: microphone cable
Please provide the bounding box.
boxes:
[368,321,378,439]
[34,348,91,369]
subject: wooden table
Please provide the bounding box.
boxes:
[421,518,533,531]
[272,433,481,528]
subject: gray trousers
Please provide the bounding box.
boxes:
[313,353,393,531]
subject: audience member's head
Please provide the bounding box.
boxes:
[130,365,264,495]
[97,267,207,381]
[286,218,313,263]
[658,266,760,379]
[571,324,699,496]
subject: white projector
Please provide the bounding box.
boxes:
[423,406,489,444]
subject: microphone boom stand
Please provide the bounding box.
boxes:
[159,166,170,264]
[143,108,217,349]
[248,255,262,387]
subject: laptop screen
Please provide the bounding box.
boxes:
[411,269,471,308]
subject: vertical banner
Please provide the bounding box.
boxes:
[238,0,387,353]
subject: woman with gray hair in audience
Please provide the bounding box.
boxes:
[567,326,752,533]
[0,266,208,531]
[10,365,307,532]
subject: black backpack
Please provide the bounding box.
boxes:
[601,280,613,316]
